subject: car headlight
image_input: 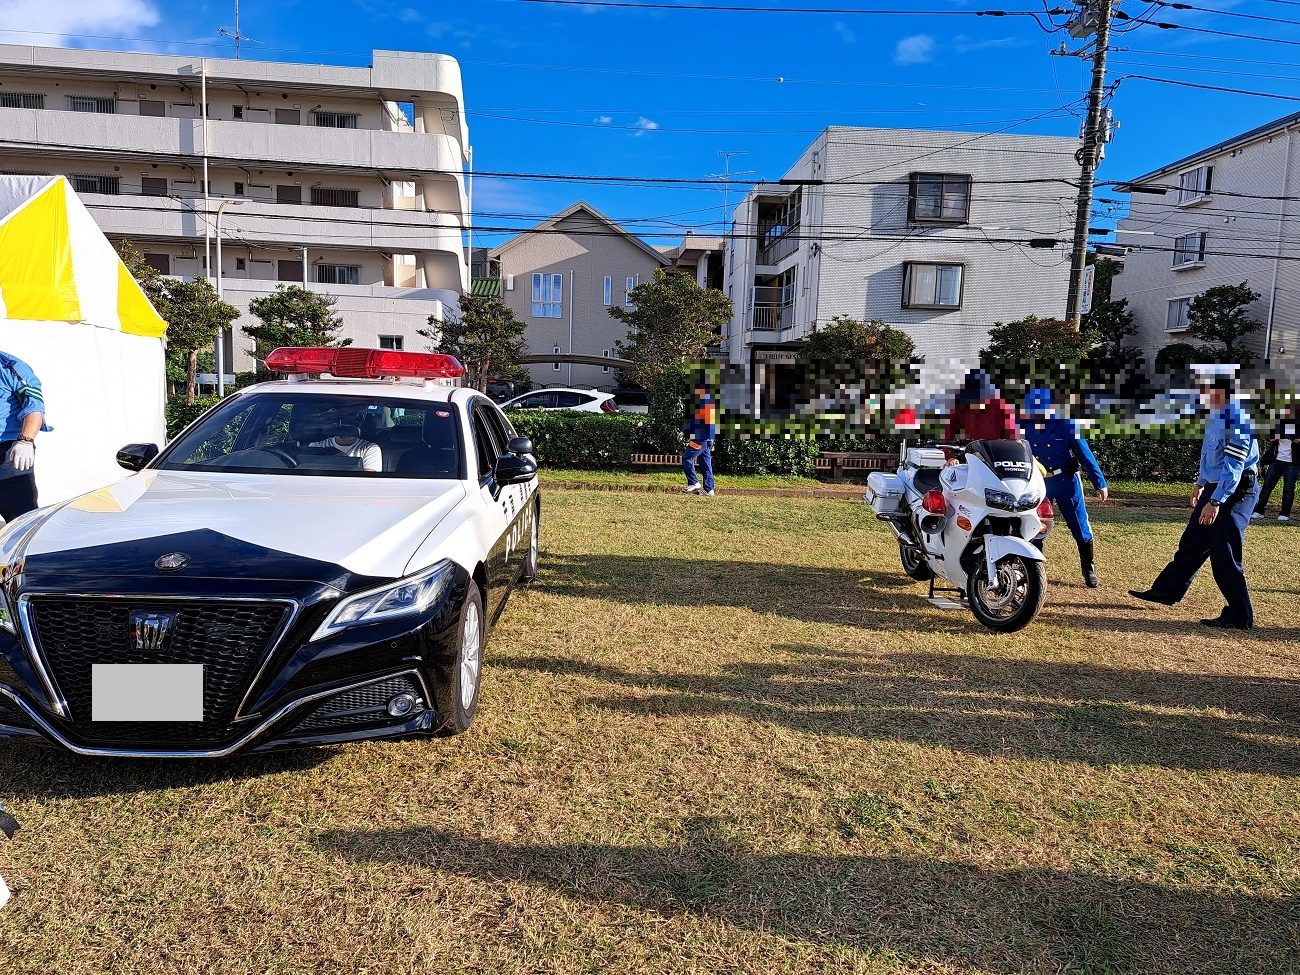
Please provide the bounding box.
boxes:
[311,560,457,642]
[0,595,13,636]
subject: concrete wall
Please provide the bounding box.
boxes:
[1113,128,1299,375]
[494,209,666,389]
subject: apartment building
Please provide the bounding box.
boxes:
[0,44,470,371]
[1114,112,1300,376]
[721,126,1079,411]
[491,203,668,389]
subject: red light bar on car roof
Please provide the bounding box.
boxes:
[264,347,465,380]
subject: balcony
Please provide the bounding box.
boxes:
[757,229,799,268]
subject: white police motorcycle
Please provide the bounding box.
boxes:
[865,440,1054,632]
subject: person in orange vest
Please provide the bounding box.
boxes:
[682,383,717,497]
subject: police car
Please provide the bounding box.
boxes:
[0,348,540,757]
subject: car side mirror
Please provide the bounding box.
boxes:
[116,443,159,472]
[507,436,533,456]
[494,451,537,485]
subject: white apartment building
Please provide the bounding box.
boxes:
[1114,112,1300,376]
[0,44,470,372]
[721,126,1079,411]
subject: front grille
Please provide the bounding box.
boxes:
[294,675,423,732]
[30,598,290,746]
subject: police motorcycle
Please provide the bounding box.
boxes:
[865,437,1055,632]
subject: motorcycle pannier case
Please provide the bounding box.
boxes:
[865,471,906,515]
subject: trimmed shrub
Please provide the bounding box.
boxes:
[507,410,641,468]
[713,436,819,477]
[166,395,221,438]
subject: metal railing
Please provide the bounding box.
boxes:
[751,304,793,333]
[757,228,799,266]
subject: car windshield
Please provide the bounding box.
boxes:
[157,391,464,479]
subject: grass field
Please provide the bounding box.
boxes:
[1,491,1297,974]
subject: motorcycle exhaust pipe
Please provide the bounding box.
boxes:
[919,514,945,534]
[876,512,917,547]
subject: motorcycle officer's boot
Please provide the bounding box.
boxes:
[1078,539,1100,588]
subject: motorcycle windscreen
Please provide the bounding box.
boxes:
[967,440,1036,482]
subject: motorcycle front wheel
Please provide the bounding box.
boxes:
[966,555,1047,633]
[899,542,934,581]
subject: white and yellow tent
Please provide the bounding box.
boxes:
[0,175,168,507]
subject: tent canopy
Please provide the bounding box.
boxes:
[0,175,167,336]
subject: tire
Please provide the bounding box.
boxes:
[521,502,540,583]
[899,542,934,581]
[431,583,484,736]
[966,555,1047,633]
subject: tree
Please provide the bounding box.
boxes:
[162,278,240,405]
[800,315,916,365]
[418,295,528,392]
[1154,341,1203,374]
[244,285,350,367]
[1186,282,1262,364]
[982,315,1098,365]
[1087,254,1123,305]
[609,269,732,389]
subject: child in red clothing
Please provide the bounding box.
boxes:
[943,369,1019,464]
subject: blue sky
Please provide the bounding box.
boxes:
[6,0,1300,245]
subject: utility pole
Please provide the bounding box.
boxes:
[1063,0,1114,324]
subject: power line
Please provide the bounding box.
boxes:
[1120,73,1300,103]
[1152,0,1300,28]
[1115,12,1300,48]
[504,0,1060,16]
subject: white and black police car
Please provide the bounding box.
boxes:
[0,347,540,757]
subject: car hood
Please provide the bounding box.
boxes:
[17,471,467,587]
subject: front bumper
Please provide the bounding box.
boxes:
[0,566,474,758]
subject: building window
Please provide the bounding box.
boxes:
[908,173,971,223]
[67,95,115,114]
[603,275,612,306]
[552,345,561,371]
[234,181,245,196]
[315,263,361,285]
[625,276,636,307]
[312,111,359,129]
[1172,232,1207,268]
[533,273,564,318]
[69,174,121,195]
[140,176,168,197]
[602,349,611,373]
[379,335,404,350]
[0,92,44,109]
[902,262,964,309]
[142,253,170,275]
[235,258,247,271]
[1178,166,1212,205]
[1166,297,1192,333]
[233,105,244,120]
[310,186,360,207]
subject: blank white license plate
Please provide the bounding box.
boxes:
[91,664,204,722]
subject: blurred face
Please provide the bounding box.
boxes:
[1200,385,1228,409]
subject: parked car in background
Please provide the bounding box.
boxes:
[486,379,529,403]
[502,388,619,413]
[611,388,650,414]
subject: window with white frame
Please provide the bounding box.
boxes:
[69,174,121,195]
[603,275,612,306]
[315,263,361,285]
[602,349,611,373]
[312,111,358,129]
[1172,232,1207,268]
[1177,165,1212,205]
[552,345,561,371]
[378,335,404,350]
[625,276,636,307]
[533,273,564,318]
[902,262,964,309]
[67,95,115,114]
[1166,297,1192,332]
[0,92,43,109]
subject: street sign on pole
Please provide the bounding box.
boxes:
[1080,264,1096,316]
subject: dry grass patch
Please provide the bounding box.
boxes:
[1,492,1297,974]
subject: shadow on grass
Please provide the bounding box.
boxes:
[0,744,333,800]
[314,822,1300,975]
[498,649,1300,776]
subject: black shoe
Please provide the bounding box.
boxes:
[1079,540,1099,588]
[1129,588,1179,606]
[1200,617,1253,630]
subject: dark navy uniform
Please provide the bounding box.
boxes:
[1143,397,1260,627]
[1022,389,1108,586]
[0,352,48,521]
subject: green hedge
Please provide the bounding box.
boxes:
[166,395,221,438]
[507,411,642,468]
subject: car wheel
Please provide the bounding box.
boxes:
[521,503,540,582]
[432,582,484,735]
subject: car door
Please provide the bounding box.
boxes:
[555,391,591,411]
[468,400,512,622]
[481,402,533,584]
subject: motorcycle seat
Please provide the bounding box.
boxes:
[910,467,942,494]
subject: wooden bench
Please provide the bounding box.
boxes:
[631,453,682,466]
[815,451,897,481]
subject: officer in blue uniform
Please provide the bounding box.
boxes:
[1022,388,1109,587]
[0,351,49,522]
[1130,373,1260,629]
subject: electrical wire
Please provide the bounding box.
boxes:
[502,0,1062,17]
[1120,74,1300,103]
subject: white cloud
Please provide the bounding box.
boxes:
[634,116,660,137]
[894,34,936,66]
[594,115,614,125]
[833,21,856,44]
[0,0,159,44]
[952,34,1024,54]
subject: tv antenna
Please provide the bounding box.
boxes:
[218,0,260,59]
[712,150,755,239]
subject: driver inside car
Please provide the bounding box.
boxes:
[310,421,382,472]
[943,369,1021,467]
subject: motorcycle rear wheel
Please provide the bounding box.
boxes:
[899,542,934,581]
[966,556,1046,633]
